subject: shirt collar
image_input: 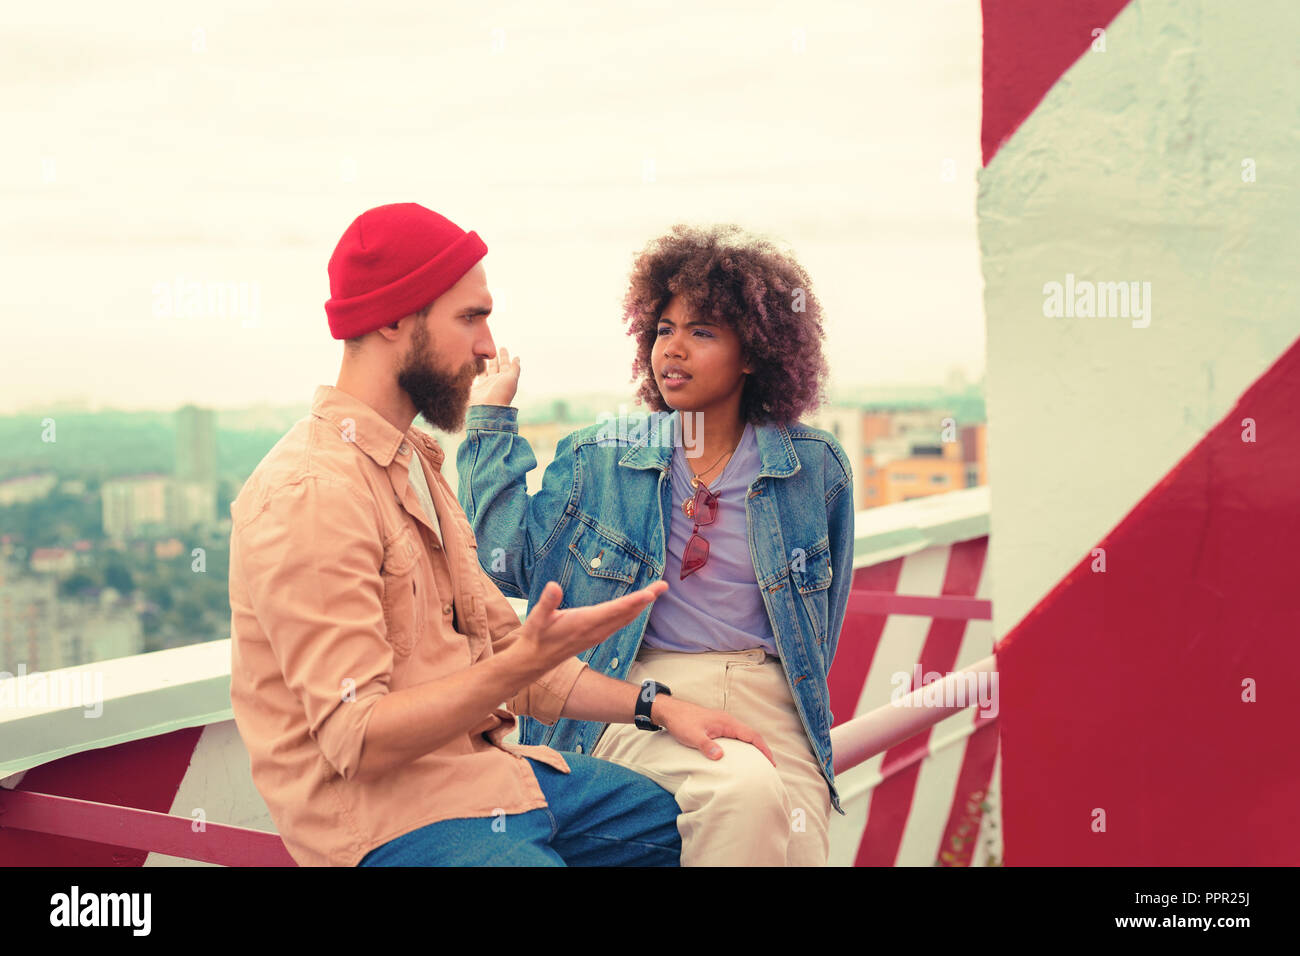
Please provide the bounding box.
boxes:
[309,385,446,470]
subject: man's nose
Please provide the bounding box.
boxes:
[476,322,497,361]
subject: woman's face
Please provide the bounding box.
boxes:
[651,295,750,413]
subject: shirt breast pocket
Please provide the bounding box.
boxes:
[566,523,641,599]
[380,525,424,657]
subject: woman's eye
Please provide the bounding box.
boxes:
[693,329,713,337]
[656,327,671,336]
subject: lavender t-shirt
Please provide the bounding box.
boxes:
[641,422,778,655]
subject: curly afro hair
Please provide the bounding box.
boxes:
[621,224,829,425]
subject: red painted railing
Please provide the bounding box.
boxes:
[0,789,295,866]
[0,586,995,866]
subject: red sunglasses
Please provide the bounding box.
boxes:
[680,484,719,580]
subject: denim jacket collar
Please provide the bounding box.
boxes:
[616,409,801,479]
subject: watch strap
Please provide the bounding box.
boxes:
[634,679,671,731]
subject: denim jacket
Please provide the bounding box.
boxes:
[456,404,855,814]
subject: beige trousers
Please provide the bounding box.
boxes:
[591,645,831,866]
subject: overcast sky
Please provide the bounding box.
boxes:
[0,0,982,414]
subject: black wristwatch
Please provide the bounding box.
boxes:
[634,680,672,731]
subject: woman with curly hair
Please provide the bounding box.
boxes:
[456,224,854,866]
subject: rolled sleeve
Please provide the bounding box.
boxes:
[233,476,391,780]
[507,655,588,726]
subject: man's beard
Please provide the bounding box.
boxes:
[396,320,484,432]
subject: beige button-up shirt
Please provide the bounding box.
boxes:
[228,384,588,867]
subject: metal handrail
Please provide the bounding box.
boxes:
[830,655,997,775]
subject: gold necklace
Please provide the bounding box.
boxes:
[681,434,741,518]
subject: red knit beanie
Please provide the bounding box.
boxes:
[325,203,488,339]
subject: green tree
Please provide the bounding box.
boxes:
[174,595,206,634]
[58,572,98,598]
[104,562,135,594]
[144,582,174,611]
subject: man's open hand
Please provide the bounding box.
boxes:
[514,580,669,675]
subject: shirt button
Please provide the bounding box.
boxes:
[609,658,619,669]
[399,443,410,455]
[589,557,601,569]
[443,603,453,615]
[575,744,583,754]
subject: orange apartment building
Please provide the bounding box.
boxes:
[807,406,987,511]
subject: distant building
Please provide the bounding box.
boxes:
[166,480,217,532]
[0,472,58,505]
[806,405,988,510]
[29,548,77,574]
[102,475,169,539]
[0,561,144,672]
[0,563,56,673]
[154,538,185,559]
[176,406,217,484]
[101,475,215,540]
[961,423,988,488]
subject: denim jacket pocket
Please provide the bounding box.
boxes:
[566,523,640,597]
[790,536,833,644]
[380,525,423,657]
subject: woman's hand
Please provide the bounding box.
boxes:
[470,347,522,407]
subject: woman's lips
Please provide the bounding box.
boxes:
[661,373,691,390]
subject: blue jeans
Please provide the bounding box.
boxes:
[357,754,682,866]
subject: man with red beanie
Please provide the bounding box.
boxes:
[227,203,772,866]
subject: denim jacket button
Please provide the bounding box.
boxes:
[589,557,602,569]
[575,744,584,754]
[610,658,619,669]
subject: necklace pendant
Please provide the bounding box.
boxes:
[683,497,696,519]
